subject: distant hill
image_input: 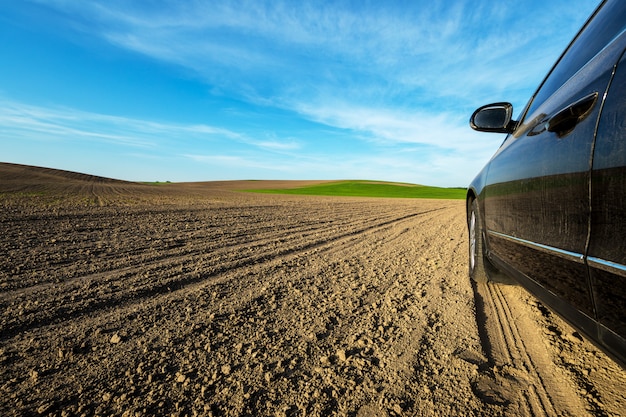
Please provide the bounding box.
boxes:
[0,163,338,206]
[0,162,161,206]
[0,162,129,191]
[0,162,465,206]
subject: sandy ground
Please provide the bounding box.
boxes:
[0,163,625,417]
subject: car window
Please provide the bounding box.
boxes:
[521,0,626,122]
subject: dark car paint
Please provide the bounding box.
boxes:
[467,0,626,367]
[588,47,626,358]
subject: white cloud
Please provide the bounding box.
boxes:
[252,139,301,152]
[293,99,502,154]
[0,98,242,148]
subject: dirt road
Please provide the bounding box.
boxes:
[1,163,624,416]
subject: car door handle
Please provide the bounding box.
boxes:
[547,92,598,137]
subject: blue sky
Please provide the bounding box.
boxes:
[0,1,599,186]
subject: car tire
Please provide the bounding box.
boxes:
[469,199,489,283]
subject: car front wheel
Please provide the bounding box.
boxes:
[469,199,489,283]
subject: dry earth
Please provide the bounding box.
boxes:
[0,162,625,417]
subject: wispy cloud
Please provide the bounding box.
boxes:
[0,98,242,148]
[0,97,502,186]
[41,0,593,128]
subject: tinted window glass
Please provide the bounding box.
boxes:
[524,0,626,119]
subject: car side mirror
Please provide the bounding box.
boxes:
[470,102,515,133]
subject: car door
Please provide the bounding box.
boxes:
[483,1,626,331]
[588,45,626,360]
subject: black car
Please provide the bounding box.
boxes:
[468,0,626,367]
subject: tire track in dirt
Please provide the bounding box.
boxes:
[176,202,484,416]
[2,198,479,416]
[473,280,590,416]
[0,204,417,290]
[0,204,448,341]
[4,203,415,285]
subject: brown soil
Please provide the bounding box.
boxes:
[1,162,624,417]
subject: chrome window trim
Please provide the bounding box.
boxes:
[587,256,626,278]
[487,230,585,264]
[488,230,626,278]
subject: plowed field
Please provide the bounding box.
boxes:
[1,163,624,417]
